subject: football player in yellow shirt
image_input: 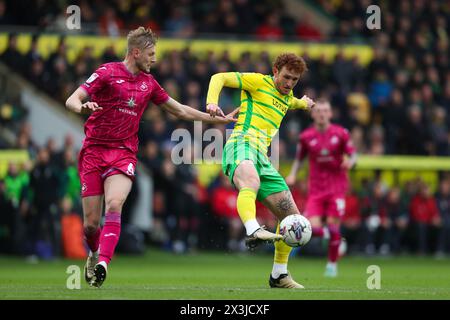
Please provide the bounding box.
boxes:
[206,53,315,288]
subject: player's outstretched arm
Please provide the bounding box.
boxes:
[65,87,103,114]
[290,95,315,112]
[206,72,241,117]
[341,152,358,170]
[286,158,303,186]
[159,97,238,124]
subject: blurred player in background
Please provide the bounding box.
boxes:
[65,27,237,288]
[206,53,314,288]
[286,99,357,277]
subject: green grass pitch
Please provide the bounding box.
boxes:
[1,249,449,300]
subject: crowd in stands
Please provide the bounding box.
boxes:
[1,0,450,258]
[1,0,315,40]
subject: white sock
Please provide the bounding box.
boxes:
[323,227,330,240]
[271,263,288,279]
[98,260,108,271]
[244,219,261,236]
[89,250,98,257]
[326,262,337,269]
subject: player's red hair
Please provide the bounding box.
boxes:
[273,53,308,76]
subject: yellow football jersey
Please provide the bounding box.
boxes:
[207,72,308,154]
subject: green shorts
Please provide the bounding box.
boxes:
[222,139,289,201]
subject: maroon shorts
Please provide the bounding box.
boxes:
[304,193,346,219]
[78,145,137,197]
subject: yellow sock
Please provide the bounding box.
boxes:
[237,188,257,223]
[274,222,292,264]
[237,188,259,235]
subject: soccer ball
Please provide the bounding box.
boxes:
[279,214,312,247]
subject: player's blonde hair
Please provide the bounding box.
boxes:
[127,27,157,53]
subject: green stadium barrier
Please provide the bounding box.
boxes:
[196,155,450,193]
[0,150,30,179]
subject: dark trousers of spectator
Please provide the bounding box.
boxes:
[28,203,61,258]
[387,225,407,254]
[0,208,15,254]
[166,193,201,250]
[341,225,363,254]
[359,223,377,254]
[411,222,442,254]
[436,221,450,254]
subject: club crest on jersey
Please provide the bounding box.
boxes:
[140,82,148,91]
[320,148,329,156]
[127,97,136,108]
[331,135,339,144]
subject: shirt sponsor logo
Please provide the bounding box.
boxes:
[86,73,99,84]
[104,233,117,237]
[273,99,288,113]
[127,163,135,176]
[118,108,137,116]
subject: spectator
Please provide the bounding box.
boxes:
[383,187,409,254]
[0,0,12,25]
[4,162,29,209]
[341,188,362,254]
[435,179,450,255]
[210,173,244,252]
[60,197,86,259]
[429,106,449,155]
[399,105,432,155]
[296,13,322,41]
[0,180,15,254]
[359,180,385,255]
[99,6,124,37]
[101,45,120,63]
[0,34,25,74]
[368,70,393,110]
[164,6,194,38]
[255,12,284,41]
[29,147,61,259]
[409,182,442,254]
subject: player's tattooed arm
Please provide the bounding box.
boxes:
[66,87,103,114]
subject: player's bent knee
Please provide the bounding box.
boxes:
[234,164,260,190]
[83,209,101,225]
[84,223,100,234]
[240,177,260,191]
[309,216,322,227]
[105,198,125,213]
